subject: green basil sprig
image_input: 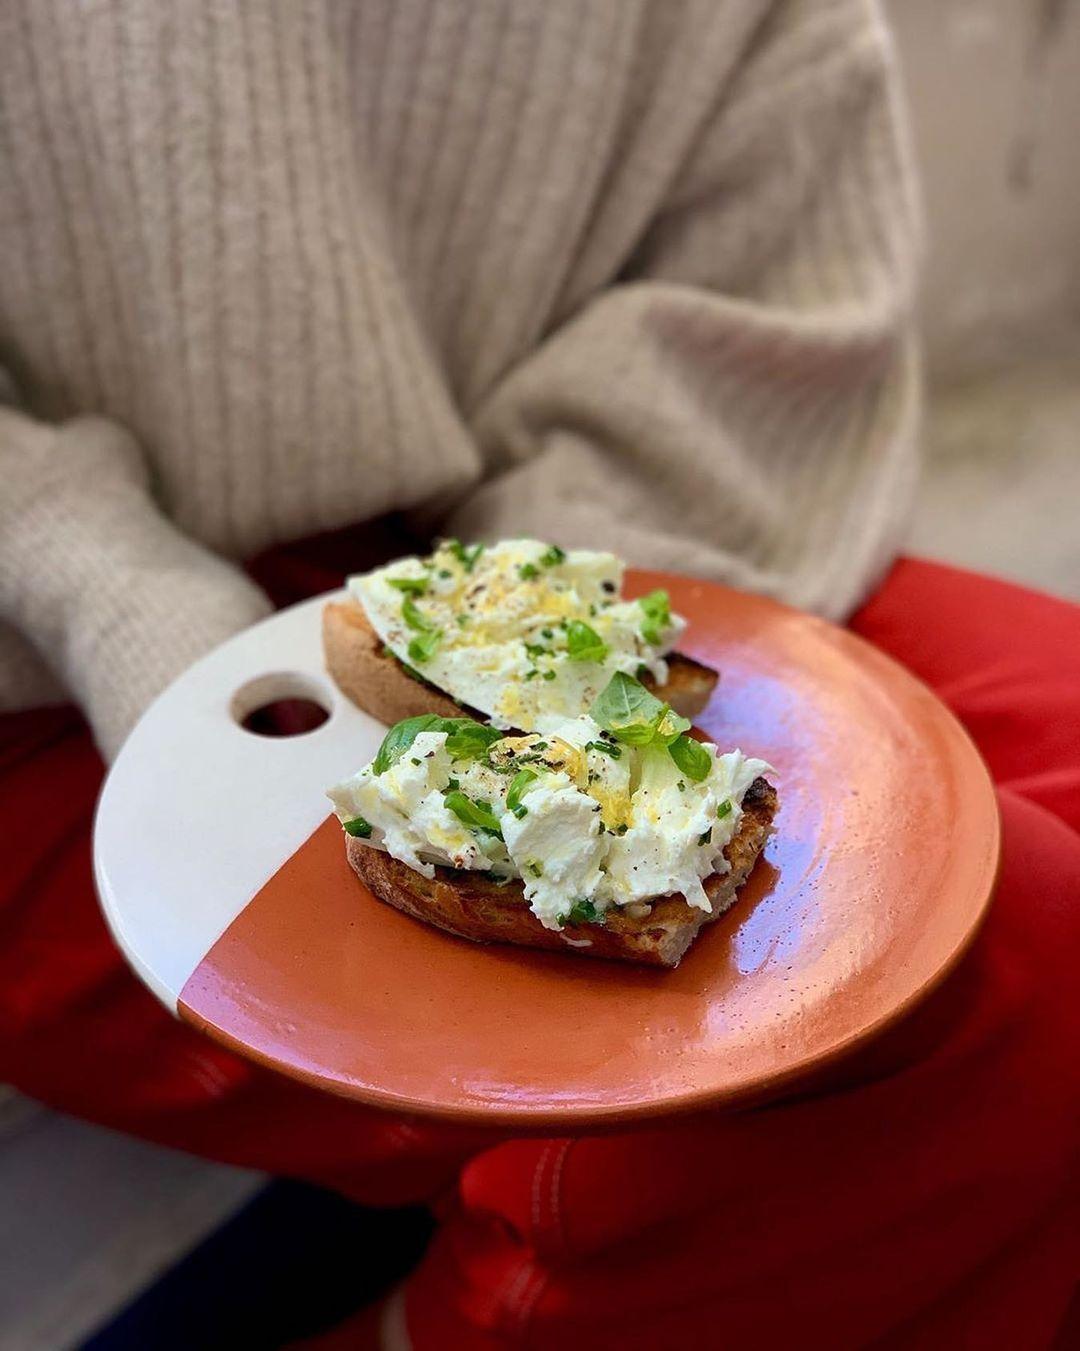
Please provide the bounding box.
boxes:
[371,714,501,776]
[590,672,714,782]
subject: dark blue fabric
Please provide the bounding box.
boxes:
[79,1180,433,1350]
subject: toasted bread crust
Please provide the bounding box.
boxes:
[323,600,467,724]
[323,598,718,727]
[346,777,776,968]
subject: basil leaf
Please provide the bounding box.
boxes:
[638,589,672,646]
[372,714,444,775]
[668,733,712,782]
[407,627,442,664]
[443,790,504,839]
[589,672,668,745]
[386,576,428,596]
[539,544,566,567]
[442,719,503,762]
[506,768,537,819]
[565,619,609,663]
[342,815,373,838]
[654,709,692,747]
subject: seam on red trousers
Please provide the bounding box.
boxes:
[503,1140,574,1340]
[531,1140,572,1257]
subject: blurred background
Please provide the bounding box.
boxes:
[2,2,1077,1346]
[899,0,1079,600]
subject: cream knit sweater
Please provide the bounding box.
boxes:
[0,0,920,760]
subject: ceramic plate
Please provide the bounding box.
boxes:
[95,573,1000,1127]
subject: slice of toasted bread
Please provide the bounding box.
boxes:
[323,598,718,728]
[345,777,776,968]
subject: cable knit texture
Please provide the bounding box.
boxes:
[0,0,921,759]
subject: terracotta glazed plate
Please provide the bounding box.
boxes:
[94,573,1000,1127]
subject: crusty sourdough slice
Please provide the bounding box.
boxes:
[345,777,776,968]
[323,598,718,727]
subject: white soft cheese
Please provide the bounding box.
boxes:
[598,745,768,913]
[350,539,686,730]
[327,718,771,931]
[502,785,606,928]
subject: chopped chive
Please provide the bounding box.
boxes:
[342,816,373,838]
[518,562,540,580]
[562,897,603,926]
[586,740,621,759]
[716,799,732,820]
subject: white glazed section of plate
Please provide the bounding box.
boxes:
[93,591,382,1011]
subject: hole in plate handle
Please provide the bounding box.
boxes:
[231,672,332,738]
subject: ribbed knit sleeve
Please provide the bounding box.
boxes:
[448,0,922,620]
[0,406,271,759]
